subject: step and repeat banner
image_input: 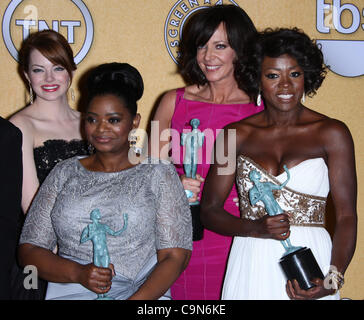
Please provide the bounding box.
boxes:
[0,0,363,299]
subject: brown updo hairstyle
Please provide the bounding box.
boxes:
[19,29,76,81]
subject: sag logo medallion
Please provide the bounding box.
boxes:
[164,0,238,64]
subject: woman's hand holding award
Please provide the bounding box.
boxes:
[248,166,324,290]
[80,209,128,300]
[181,118,204,241]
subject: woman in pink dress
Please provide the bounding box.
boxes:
[152,5,263,300]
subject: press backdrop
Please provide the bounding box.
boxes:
[0,0,362,299]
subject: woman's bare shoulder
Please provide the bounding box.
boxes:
[318,116,353,144]
[9,107,36,134]
[153,88,179,122]
[225,110,264,131]
[302,106,351,136]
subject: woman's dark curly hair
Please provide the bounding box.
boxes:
[240,28,328,104]
[178,5,257,88]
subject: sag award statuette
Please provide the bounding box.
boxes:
[248,166,324,290]
[181,118,204,241]
[80,209,128,300]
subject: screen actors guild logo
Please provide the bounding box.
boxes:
[2,0,94,64]
[164,0,239,64]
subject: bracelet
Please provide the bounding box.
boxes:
[325,268,345,294]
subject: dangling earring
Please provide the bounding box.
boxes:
[129,134,139,151]
[29,83,34,104]
[88,143,95,154]
[70,88,75,102]
[301,93,306,104]
[256,92,262,107]
[129,131,143,155]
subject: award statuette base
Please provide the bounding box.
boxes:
[96,295,113,300]
[279,247,324,290]
[190,204,204,241]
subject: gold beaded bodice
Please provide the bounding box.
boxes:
[236,156,327,226]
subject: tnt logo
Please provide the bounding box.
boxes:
[2,0,94,64]
[316,0,364,77]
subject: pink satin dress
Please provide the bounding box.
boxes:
[170,88,264,300]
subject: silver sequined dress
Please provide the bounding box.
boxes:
[20,156,192,300]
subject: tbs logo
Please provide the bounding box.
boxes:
[316,0,364,77]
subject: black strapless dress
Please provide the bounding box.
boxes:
[11,139,88,300]
[34,139,89,184]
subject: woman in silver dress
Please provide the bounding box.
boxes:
[18,62,192,300]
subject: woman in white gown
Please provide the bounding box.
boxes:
[201,28,357,300]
